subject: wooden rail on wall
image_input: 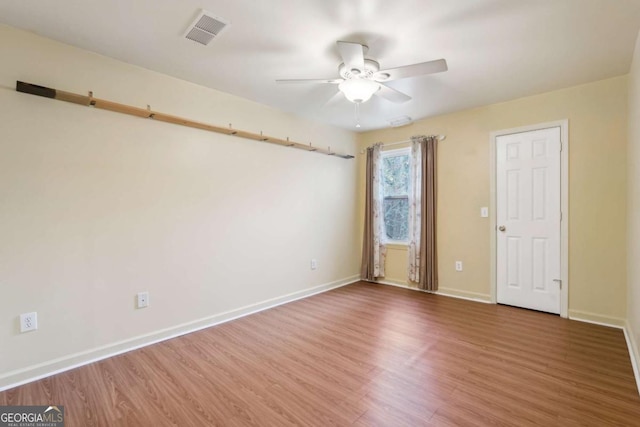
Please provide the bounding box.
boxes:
[15,81,354,159]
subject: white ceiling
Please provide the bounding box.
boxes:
[2,0,640,131]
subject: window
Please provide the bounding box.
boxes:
[381,148,410,243]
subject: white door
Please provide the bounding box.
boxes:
[496,127,561,314]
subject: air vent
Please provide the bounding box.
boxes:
[389,116,413,128]
[183,10,230,46]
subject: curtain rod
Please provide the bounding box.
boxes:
[362,135,446,152]
[380,135,446,148]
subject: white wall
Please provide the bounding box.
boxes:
[0,25,359,388]
[628,29,640,385]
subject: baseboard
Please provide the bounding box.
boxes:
[624,321,640,395]
[436,287,492,304]
[568,309,627,328]
[375,278,415,290]
[375,279,492,304]
[0,275,360,392]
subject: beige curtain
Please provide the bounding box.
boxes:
[408,135,438,291]
[361,143,386,281]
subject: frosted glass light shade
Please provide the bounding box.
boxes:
[339,79,380,103]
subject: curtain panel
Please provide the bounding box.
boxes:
[360,143,386,281]
[408,135,438,291]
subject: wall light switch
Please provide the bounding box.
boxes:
[480,207,489,218]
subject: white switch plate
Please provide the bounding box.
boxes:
[480,207,489,218]
[455,261,463,272]
[137,292,149,309]
[310,259,318,270]
[20,312,38,332]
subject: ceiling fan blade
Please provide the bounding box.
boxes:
[374,83,412,104]
[337,41,365,72]
[276,78,343,84]
[321,90,345,109]
[375,59,448,82]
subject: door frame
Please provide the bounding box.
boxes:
[489,120,569,318]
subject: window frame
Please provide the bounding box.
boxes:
[380,147,411,245]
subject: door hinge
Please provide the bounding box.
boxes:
[560,211,563,221]
[553,279,562,289]
[560,140,563,152]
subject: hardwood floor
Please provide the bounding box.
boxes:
[2,281,639,426]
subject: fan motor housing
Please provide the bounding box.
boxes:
[339,59,380,80]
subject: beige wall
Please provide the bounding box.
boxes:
[0,25,359,388]
[358,76,628,322]
[627,30,640,379]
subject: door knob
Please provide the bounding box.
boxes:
[498,225,506,232]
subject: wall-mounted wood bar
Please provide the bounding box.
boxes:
[15,81,354,159]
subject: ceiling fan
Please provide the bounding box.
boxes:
[276,41,448,105]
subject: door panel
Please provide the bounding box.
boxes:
[506,237,520,288]
[496,127,561,314]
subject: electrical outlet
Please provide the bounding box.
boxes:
[455,261,463,272]
[137,292,149,309]
[310,259,318,270]
[20,312,38,333]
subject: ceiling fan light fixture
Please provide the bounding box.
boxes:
[338,79,380,103]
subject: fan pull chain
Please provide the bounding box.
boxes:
[355,103,361,128]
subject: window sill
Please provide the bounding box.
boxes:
[384,242,408,250]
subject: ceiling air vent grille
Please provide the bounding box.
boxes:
[184,10,230,46]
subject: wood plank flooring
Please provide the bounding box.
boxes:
[1,281,639,426]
